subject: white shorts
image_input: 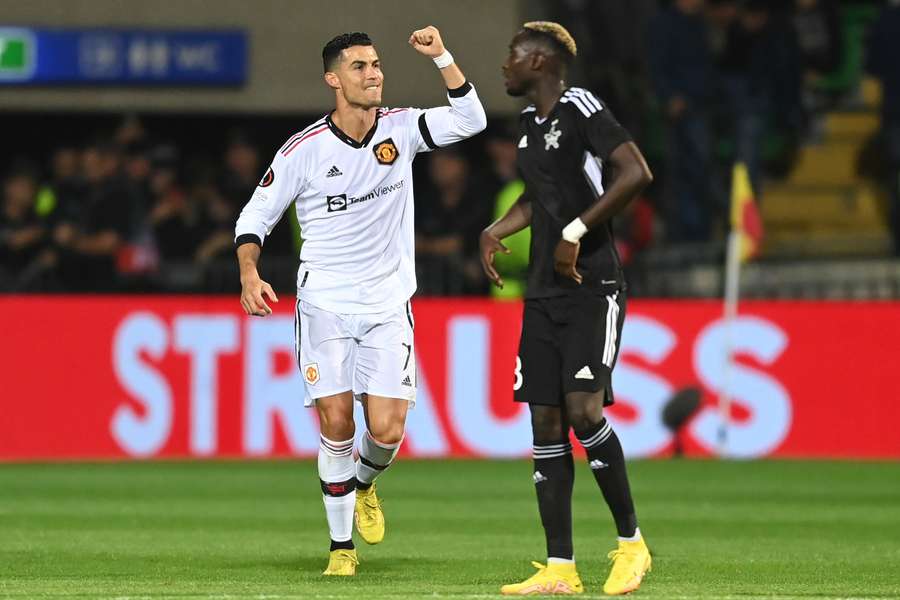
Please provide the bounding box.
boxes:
[294,298,416,407]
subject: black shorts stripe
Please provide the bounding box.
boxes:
[405,301,414,330]
[294,298,301,369]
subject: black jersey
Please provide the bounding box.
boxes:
[516,87,633,298]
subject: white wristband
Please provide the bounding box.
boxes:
[433,50,454,69]
[561,218,588,243]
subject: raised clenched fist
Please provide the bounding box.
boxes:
[408,26,445,57]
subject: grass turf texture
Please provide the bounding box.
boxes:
[1,460,899,599]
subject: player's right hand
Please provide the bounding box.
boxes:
[479,228,511,289]
[240,273,278,317]
[408,26,445,57]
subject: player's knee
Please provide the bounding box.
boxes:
[530,406,566,444]
[565,391,604,432]
[318,407,355,440]
[367,419,405,445]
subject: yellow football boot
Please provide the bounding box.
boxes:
[322,548,358,576]
[354,483,385,544]
[602,536,652,595]
[501,561,584,595]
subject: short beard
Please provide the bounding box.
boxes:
[340,90,382,110]
[351,98,382,110]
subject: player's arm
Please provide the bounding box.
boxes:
[234,151,301,316]
[479,193,532,289]
[408,26,487,148]
[554,142,652,283]
[554,99,653,283]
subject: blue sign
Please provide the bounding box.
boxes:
[0,27,247,85]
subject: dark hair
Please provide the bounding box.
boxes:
[322,32,373,73]
[516,28,574,66]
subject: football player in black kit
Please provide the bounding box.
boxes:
[481,22,654,596]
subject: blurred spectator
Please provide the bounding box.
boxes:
[866,0,900,255]
[792,0,841,140]
[0,163,53,290]
[793,0,841,84]
[123,141,154,214]
[42,147,84,221]
[151,159,233,265]
[648,0,718,242]
[541,0,658,141]
[220,132,260,212]
[717,0,803,192]
[53,139,138,291]
[220,132,294,257]
[114,113,147,148]
[416,150,491,295]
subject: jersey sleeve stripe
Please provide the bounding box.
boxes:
[562,93,594,117]
[578,89,603,111]
[418,113,438,150]
[582,151,605,198]
[279,118,327,153]
[282,124,329,156]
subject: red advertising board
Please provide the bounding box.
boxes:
[2,296,899,460]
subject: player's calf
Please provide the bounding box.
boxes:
[319,434,357,563]
[354,430,402,544]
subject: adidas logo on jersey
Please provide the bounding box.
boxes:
[326,165,343,178]
[401,375,412,387]
[574,366,594,380]
[589,459,609,470]
[533,470,548,483]
[518,135,528,148]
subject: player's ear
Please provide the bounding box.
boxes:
[324,71,341,90]
[530,53,545,71]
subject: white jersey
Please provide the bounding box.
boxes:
[235,82,486,313]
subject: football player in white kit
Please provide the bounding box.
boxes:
[234,26,486,575]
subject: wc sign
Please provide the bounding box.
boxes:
[0,28,35,81]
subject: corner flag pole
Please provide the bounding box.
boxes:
[719,228,742,457]
[718,161,761,458]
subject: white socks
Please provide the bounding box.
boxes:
[318,435,355,543]
[618,527,642,543]
[356,431,402,487]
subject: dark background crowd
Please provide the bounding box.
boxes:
[2,0,898,296]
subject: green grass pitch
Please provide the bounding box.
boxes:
[1,459,899,599]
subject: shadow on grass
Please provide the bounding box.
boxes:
[224,554,444,576]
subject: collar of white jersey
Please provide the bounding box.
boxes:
[325,110,381,149]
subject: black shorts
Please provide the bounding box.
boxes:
[514,292,626,407]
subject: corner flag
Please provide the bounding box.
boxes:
[730,162,763,261]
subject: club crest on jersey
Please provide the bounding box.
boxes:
[304,363,320,385]
[373,138,399,165]
[544,119,562,150]
[259,166,275,187]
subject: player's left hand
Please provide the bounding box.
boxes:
[409,26,445,57]
[554,239,582,284]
